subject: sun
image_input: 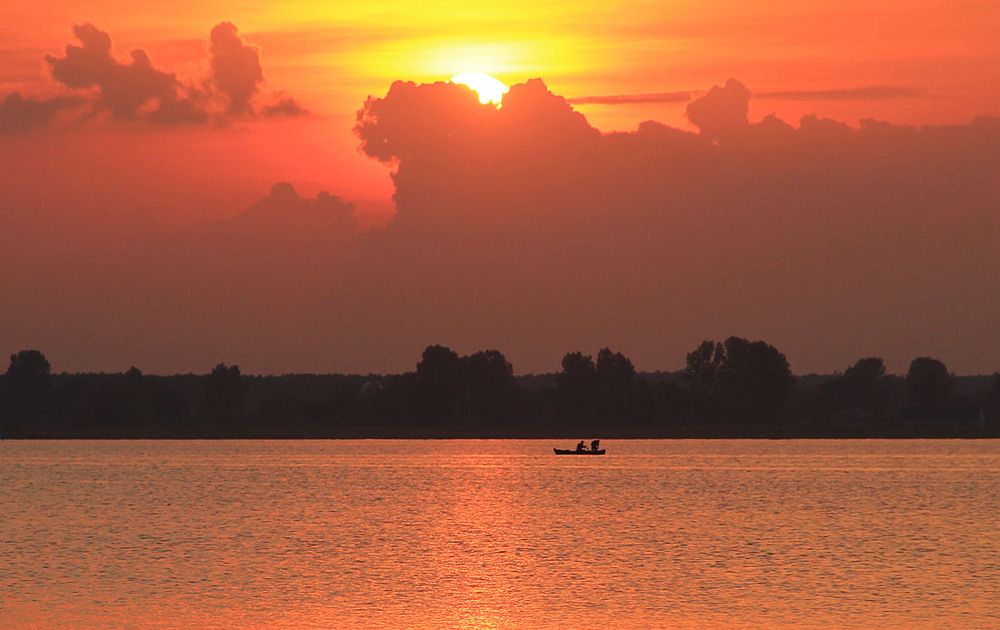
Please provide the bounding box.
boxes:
[450,73,509,105]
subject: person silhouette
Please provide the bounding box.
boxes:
[591,439,600,452]
[576,440,586,452]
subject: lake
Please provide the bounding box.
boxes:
[2,440,998,628]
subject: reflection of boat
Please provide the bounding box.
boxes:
[553,448,606,455]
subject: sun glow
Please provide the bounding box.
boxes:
[450,72,509,104]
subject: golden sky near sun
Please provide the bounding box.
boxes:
[5,0,998,132]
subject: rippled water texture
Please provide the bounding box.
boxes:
[2,440,999,629]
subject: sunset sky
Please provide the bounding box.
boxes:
[2,1,999,376]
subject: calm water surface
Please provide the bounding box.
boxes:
[2,440,999,629]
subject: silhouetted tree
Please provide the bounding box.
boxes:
[459,349,516,422]
[462,350,514,390]
[596,347,636,392]
[557,351,596,420]
[844,357,885,380]
[201,363,244,427]
[683,337,794,424]
[717,337,794,423]
[683,340,723,399]
[6,349,51,396]
[823,357,893,417]
[559,352,597,388]
[3,350,53,432]
[987,373,1000,425]
[120,367,148,416]
[416,344,462,383]
[76,367,153,431]
[905,357,954,406]
[591,347,637,422]
[412,345,462,425]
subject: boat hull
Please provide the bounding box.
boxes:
[553,448,606,455]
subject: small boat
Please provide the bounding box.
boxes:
[553,448,606,455]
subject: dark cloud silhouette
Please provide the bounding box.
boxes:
[355,77,596,166]
[345,78,1000,374]
[568,91,694,105]
[0,91,82,134]
[355,79,490,164]
[2,22,304,131]
[757,86,925,101]
[45,24,193,121]
[355,77,599,228]
[501,78,598,144]
[208,22,263,117]
[262,95,309,118]
[685,78,752,140]
[566,85,924,107]
[231,182,359,238]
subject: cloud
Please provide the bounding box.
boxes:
[685,78,752,140]
[355,79,491,164]
[3,21,304,131]
[208,22,263,117]
[501,78,599,143]
[344,78,1000,374]
[232,182,359,238]
[262,95,309,118]
[567,91,693,105]
[4,77,1000,375]
[565,85,925,107]
[177,182,361,266]
[45,23,194,121]
[0,91,82,134]
[756,86,925,101]
[355,77,596,165]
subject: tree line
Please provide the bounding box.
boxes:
[2,339,998,438]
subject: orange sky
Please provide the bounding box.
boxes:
[6,1,999,132]
[3,0,998,208]
[2,1,999,375]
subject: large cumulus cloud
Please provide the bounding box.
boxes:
[3,77,1000,375]
[347,78,1000,374]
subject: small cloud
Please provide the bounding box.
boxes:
[686,78,752,140]
[756,86,925,101]
[228,182,360,242]
[3,21,305,132]
[0,91,83,134]
[208,22,263,117]
[262,95,308,118]
[567,91,693,105]
[45,24,187,121]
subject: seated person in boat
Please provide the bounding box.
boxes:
[576,440,587,452]
[591,439,600,452]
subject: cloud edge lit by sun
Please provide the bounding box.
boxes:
[449,72,509,105]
